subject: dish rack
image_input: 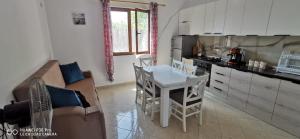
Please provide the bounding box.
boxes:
[277,49,300,75]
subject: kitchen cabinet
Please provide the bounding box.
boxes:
[213,0,228,34]
[247,74,280,122]
[204,1,216,34]
[241,0,273,35]
[190,4,206,35]
[210,65,231,99]
[272,80,300,137]
[267,0,300,35]
[224,0,246,35]
[178,7,193,35]
[228,69,252,111]
[179,5,205,35]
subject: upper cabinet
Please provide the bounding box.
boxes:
[204,1,216,34]
[241,0,273,35]
[213,0,228,34]
[178,5,205,35]
[267,0,300,35]
[190,4,206,35]
[224,0,246,35]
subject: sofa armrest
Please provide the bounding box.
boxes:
[50,106,106,139]
[83,71,93,79]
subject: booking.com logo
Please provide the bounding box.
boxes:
[6,129,19,136]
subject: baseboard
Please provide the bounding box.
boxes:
[96,81,135,89]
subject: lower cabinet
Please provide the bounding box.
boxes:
[228,69,252,111]
[272,80,300,137]
[246,74,280,122]
[208,64,300,137]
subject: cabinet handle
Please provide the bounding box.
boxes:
[213,33,222,35]
[274,34,291,36]
[204,32,212,34]
[264,86,272,90]
[215,80,224,84]
[213,87,222,92]
[216,72,225,76]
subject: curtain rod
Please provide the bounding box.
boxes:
[110,0,166,7]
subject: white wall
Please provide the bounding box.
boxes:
[44,0,185,86]
[0,0,52,107]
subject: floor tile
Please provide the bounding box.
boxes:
[98,83,299,139]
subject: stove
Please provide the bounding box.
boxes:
[193,57,222,87]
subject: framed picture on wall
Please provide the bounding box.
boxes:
[72,13,86,25]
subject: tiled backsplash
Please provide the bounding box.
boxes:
[198,36,300,66]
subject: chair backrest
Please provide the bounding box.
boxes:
[133,63,143,85]
[182,58,193,65]
[183,74,209,106]
[141,69,155,97]
[183,64,197,75]
[139,57,154,67]
[172,59,183,71]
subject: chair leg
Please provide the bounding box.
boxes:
[183,109,187,132]
[199,107,203,126]
[151,98,155,120]
[135,88,139,103]
[142,93,147,112]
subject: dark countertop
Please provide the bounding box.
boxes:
[193,57,300,84]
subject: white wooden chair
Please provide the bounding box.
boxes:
[182,58,196,75]
[172,59,183,71]
[183,64,197,75]
[133,63,143,104]
[169,74,209,132]
[141,69,160,120]
[139,57,154,67]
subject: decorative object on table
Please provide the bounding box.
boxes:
[72,12,86,25]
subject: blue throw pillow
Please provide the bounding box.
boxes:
[46,85,83,108]
[59,62,84,84]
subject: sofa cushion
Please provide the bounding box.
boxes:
[66,78,97,106]
[60,62,85,84]
[46,85,83,108]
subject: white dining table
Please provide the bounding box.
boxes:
[144,65,197,127]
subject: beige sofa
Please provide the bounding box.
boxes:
[13,60,106,139]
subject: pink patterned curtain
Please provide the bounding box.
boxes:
[102,0,114,81]
[150,2,158,65]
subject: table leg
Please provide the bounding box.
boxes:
[160,88,170,127]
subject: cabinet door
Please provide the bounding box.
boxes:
[213,0,228,34]
[267,0,300,35]
[228,69,252,110]
[179,8,193,35]
[247,75,280,122]
[204,2,216,34]
[190,5,206,35]
[272,80,300,137]
[241,0,273,35]
[224,0,246,35]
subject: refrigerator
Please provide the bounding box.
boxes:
[171,35,198,61]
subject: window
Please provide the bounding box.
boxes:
[111,8,150,56]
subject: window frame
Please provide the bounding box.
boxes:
[110,7,150,56]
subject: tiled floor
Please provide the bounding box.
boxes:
[97,83,299,139]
